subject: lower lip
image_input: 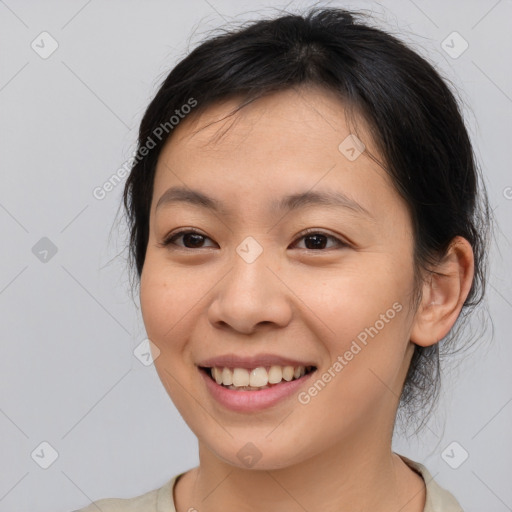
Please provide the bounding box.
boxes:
[199,368,315,412]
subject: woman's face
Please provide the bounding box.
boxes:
[140,86,420,469]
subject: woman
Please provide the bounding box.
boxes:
[75,7,490,511]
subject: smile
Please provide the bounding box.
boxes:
[199,365,317,412]
[203,365,316,390]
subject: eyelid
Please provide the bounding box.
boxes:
[159,227,350,251]
[159,227,217,249]
[292,227,350,249]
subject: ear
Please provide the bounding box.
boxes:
[410,236,475,347]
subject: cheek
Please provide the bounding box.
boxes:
[139,255,219,368]
[139,259,189,350]
[140,261,199,406]
[290,255,410,336]
[293,259,412,393]
[140,268,166,340]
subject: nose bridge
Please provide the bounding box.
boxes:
[232,239,272,296]
[208,236,291,333]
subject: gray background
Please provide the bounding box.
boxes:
[0,1,511,511]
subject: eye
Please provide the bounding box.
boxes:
[158,228,348,251]
[291,229,348,250]
[159,229,217,249]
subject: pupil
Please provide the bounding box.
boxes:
[184,233,204,248]
[305,234,327,250]
[183,234,327,249]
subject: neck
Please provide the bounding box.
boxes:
[175,425,425,512]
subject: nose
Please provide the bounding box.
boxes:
[207,249,293,335]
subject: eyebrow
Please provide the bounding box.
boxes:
[155,186,373,219]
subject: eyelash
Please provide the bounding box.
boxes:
[158,227,349,251]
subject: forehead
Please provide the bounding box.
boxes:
[168,86,373,154]
[151,86,401,222]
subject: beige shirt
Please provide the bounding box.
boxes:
[73,454,463,512]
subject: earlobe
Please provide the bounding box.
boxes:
[410,236,475,347]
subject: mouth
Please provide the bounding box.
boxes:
[199,365,317,391]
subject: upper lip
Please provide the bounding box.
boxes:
[197,353,317,369]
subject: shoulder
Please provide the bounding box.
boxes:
[398,454,464,512]
[71,476,177,512]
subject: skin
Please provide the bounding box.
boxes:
[139,85,474,512]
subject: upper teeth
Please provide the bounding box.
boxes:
[210,365,311,388]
